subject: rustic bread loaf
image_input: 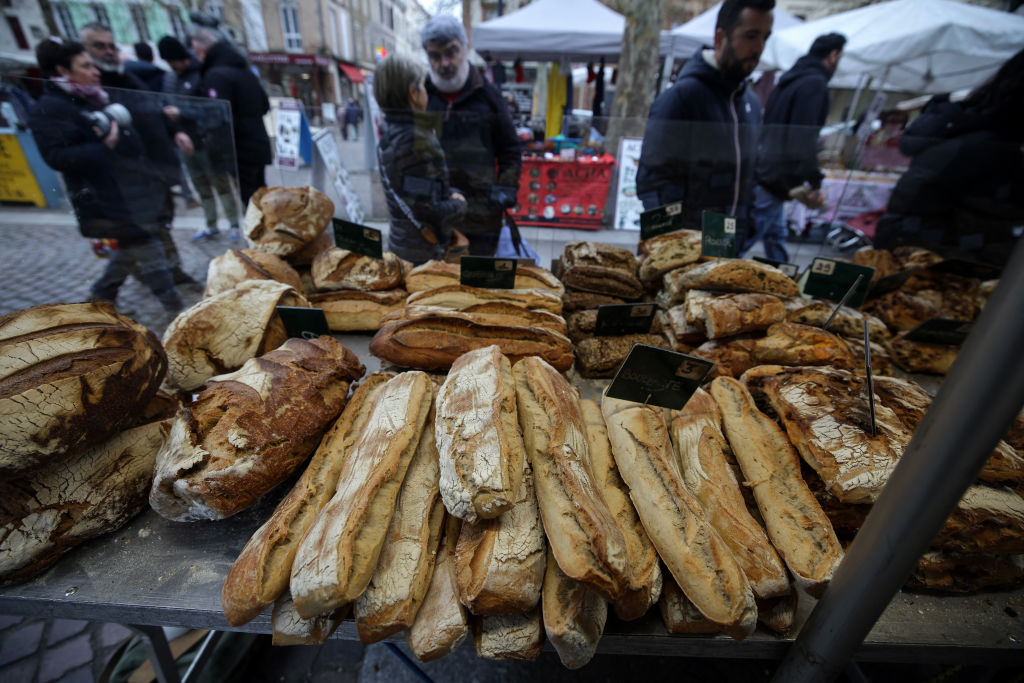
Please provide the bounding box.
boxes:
[541,548,607,669]
[221,373,388,626]
[901,269,980,322]
[907,550,1024,593]
[888,332,959,374]
[0,418,170,585]
[561,290,626,313]
[405,515,469,663]
[637,229,703,283]
[658,573,721,635]
[405,260,564,294]
[862,290,942,332]
[754,322,858,371]
[406,284,563,314]
[565,307,661,343]
[311,247,407,292]
[852,247,899,284]
[370,312,573,372]
[580,399,662,621]
[472,609,545,661]
[892,245,943,270]
[204,249,304,297]
[574,333,670,378]
[290,371,433,618]
[151,337,364,522]
[669,388,789,600]
[454,465,546,616]
[784,300,891,344]
[0,302,167,474]
[162,280,311,391]
[384,303,567,336]
[286,229,333,268]
[691,337,759,379]
[710,376,843,596]
[244,186,333,257]
[757,592,798,636]
[662,259,800,303]
[435,345,526,523]
[271,593,348,646]
[307,289,408,332]
[932,485,1024,555]
[561,242,643,299]
[354,404,445,644]
[512,356,630,601]
[601,392,757,640]
[684,289,786,339]
[664,305,709,345]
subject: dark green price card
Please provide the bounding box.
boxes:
[802,258,875,308]
[332,218,383,259]
[903,318,973,346]
[639,202,685,240]
[594,303,656,336]
[701,210,737,258]
[606,344,714,410]
[752,256,799,278]
[460,256,518,289]
[276,306,331,340]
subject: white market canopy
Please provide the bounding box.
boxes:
[471,0,626,62]
[659,2,804,59]
[760,0,1024,94]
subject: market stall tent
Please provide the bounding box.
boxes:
[760,0,1024,94]
[658,2,803,59]
[471,0,626,62]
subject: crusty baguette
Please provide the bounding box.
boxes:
[382,303,567,336]
[757,592,797,636]
[290,371,433,617]
[600,392,757,640]
[221,374,390,626]
[406,284,562,314]
[454,465,546,616]
[354,405,445,643]
[659,572,721,635]
[435,345,526,522]
[541,547,607,669]
[472,609,545,661]
[405,260,564,294]
[684,290,786,339]
[580,399,662,621]
[710,376,843,596]
[271,592,348,646]
[405,515,469,663]
[669,388,789,600]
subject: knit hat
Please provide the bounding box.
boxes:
[158,35,191,61]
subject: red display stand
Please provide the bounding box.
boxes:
[511,153,615,230]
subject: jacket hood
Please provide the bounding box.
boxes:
[777,54,829,89]
[202,41,249,72]
[679,47,749,96]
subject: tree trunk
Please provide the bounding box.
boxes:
[604,0,663,155]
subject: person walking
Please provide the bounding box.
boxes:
[190,26,272,213]
[636,0,774,248]
[374,54,466,264]
[28,37,184,315]
[421,15,521,257]
[741,32,845,262]
[343,97,362,141]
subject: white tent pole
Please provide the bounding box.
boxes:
[660,54,675,93]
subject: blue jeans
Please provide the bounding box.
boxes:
[91,234,182,310]
[743,186,790,263]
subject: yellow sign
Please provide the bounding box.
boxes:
[0,134,47,206]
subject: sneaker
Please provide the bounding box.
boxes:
[228,226,243,242]
[192,227,220,241]
[86,296,136,318]
[172,268,200,286]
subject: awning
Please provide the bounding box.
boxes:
[249,52,332,67]
[338,62,364,83]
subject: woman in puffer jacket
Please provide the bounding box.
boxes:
[374,54,466,264]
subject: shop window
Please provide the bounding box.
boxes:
[167,7,188,41]
[90,3,110,27]
[378,0,394,30]
[51,2,76,38]
[280,1,302,52]
[130,5,150,42]
[6,15,29,49]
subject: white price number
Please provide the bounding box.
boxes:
[812,258,835,276]
[724,217,736,234]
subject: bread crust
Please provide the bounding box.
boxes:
[204,249,304,297]
[472,609,545,661]
[637,229,703,283]
[244,186,333,256]
[541,548,607,669]
[406,284,563,314]
[662,259,800,304]
[561,242,642,299]
[271,593,348,646]
[307,289,408,332]
[311,247,407,292]
[405,515,469,663]
[684,290,786,339]
[405,260,564,294]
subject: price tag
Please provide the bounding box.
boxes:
[903,318,973,346]
[460,256,517,289]
[700,210,737,258]
[607,344,713,410]
[594,303,656,336]
[868,268,917,298]
[802,258,875,308]
[639,202,685,240]
[332,218,383,259]
[927,258,1000,280]
[752,256,799,278]
[276,306,330,340]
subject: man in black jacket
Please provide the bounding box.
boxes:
[742,32,845,262]
[421,15,520,257]
[637,0,774,247]
[191,27,272,217]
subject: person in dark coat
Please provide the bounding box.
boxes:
[375,54,466,264]
[123,41,166,92]
[636,0,774,247]
[28,38,183,313]
[742,32,845,262]
[190,27,272,213]
[874,48,1024,268]
[421,15,520,257]
[343,97,362,140]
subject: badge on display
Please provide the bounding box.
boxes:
[332,218,383,260]
[460,256,518,289]
[701,210,737,258]
[607,344,713,410]
[276,306,331,340]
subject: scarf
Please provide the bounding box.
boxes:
[52,76,110,108]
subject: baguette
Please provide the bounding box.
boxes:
[290,371,433,617]
[271,592,348,646]
[512,357,629,601]
[600,392,757,639]
[435,345,526,522]
[354,404,445,643]
[580,399,662,621]
[757,592,797,636]
[669,388,789,600]
[406,285,562,314]
[541,548,607,670]
[454,466,546,616]
[709,376,843,596]
[221,373,390,626]
[659,572,721,635]
[472,609,545,661]
[405,514,468,663]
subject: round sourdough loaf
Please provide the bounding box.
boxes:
[205,248,304,297]
[162,280,310,391]
[311,247,407,292]
[0,302,167,474]
[244,186,333,256]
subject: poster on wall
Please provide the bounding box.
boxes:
[614,137,644,231]
[275,99,302,169]
[313,128,365,224]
